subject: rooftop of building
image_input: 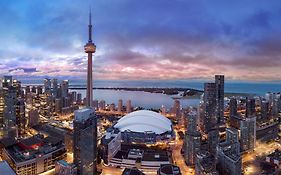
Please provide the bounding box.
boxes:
[196,151,217,173]
[122,168,145,175]
[56,160,75,168]
[0,161,16,175]
[74,107,94,122]
[113,144,169,162]
[5,135,64,163]
[218,142,241,161]
[158,164,181,175]
[114,110,172,135]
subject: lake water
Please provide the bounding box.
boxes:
[71,89,199,109]
[21,79,281,109]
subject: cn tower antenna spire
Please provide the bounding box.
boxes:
[88,7,92,43]
[89,7,91,24]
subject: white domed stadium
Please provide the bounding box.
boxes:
[114,110,172,134]
[113,110,174,144]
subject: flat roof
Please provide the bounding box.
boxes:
[74,108,94,122]
[5,136,64,163]
[0,161,16,175]
[20,137,43,148]
[113,145,169,162]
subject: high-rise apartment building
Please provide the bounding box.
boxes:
[16,99,25,137]
[246,98,255,117]
[44,78,51,93]
[126,100,132,113]
[73,108,97,175]
[53,78,58,97]
[118,99,123,113]
[217,128,241,175]
[240,116,256,152]
[61,80,69,98]
[203,83,217,133]
[215,75,224,124]
[229,97,238,117]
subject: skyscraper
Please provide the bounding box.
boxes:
[261,100,269,120]
[52,78,58,97]
[240,116,256,152]
[246,98,255,117]
[118,99,123,113]
[215,75,224,124]
[31,86,36,94]
[16,98,25,137]
[84,9,96,107]
[172,100,181,118]
[184,112,201,165]
[207,129,219,156]
[73,108,97,175]
[184,131,201,165]
[126,100,132,113]
[61,80,69,98]
[229,97,238,117]
[203,83,217,133]
[44,78,51,93]
[186,112,197,132]
[217,128,241,175]
[37,86,43,95]
[2,76,12,88]
[0,88,5,139]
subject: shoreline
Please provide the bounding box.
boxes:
[69,87,255,99]
[23,85,256,98]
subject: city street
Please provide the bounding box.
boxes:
[243,140,281,175]
[172,127,195,175]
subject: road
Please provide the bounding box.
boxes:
[172,127,195,175]
[243,140,281,175]
[99,164,123,175]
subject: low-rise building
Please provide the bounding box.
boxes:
[55,160,77,175]
[2,135,66,175]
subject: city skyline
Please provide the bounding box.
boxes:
[0,1,280,175]
[1,1,281,81]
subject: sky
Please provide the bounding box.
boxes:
[0,0,281,81]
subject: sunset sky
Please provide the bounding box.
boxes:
[0,0,281,81]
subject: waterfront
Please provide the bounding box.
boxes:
[71,89,200,109]
[21,79,281,109]
[21,79,281,95]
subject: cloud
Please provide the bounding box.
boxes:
[9,67,37,73]
[0,0,280,81]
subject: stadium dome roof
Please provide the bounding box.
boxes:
[114,110,172,135]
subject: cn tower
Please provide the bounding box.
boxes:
[84,9,96,107]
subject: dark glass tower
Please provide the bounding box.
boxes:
[203,83,217,133]
[73,108,97,175]
[215,75,224,124]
